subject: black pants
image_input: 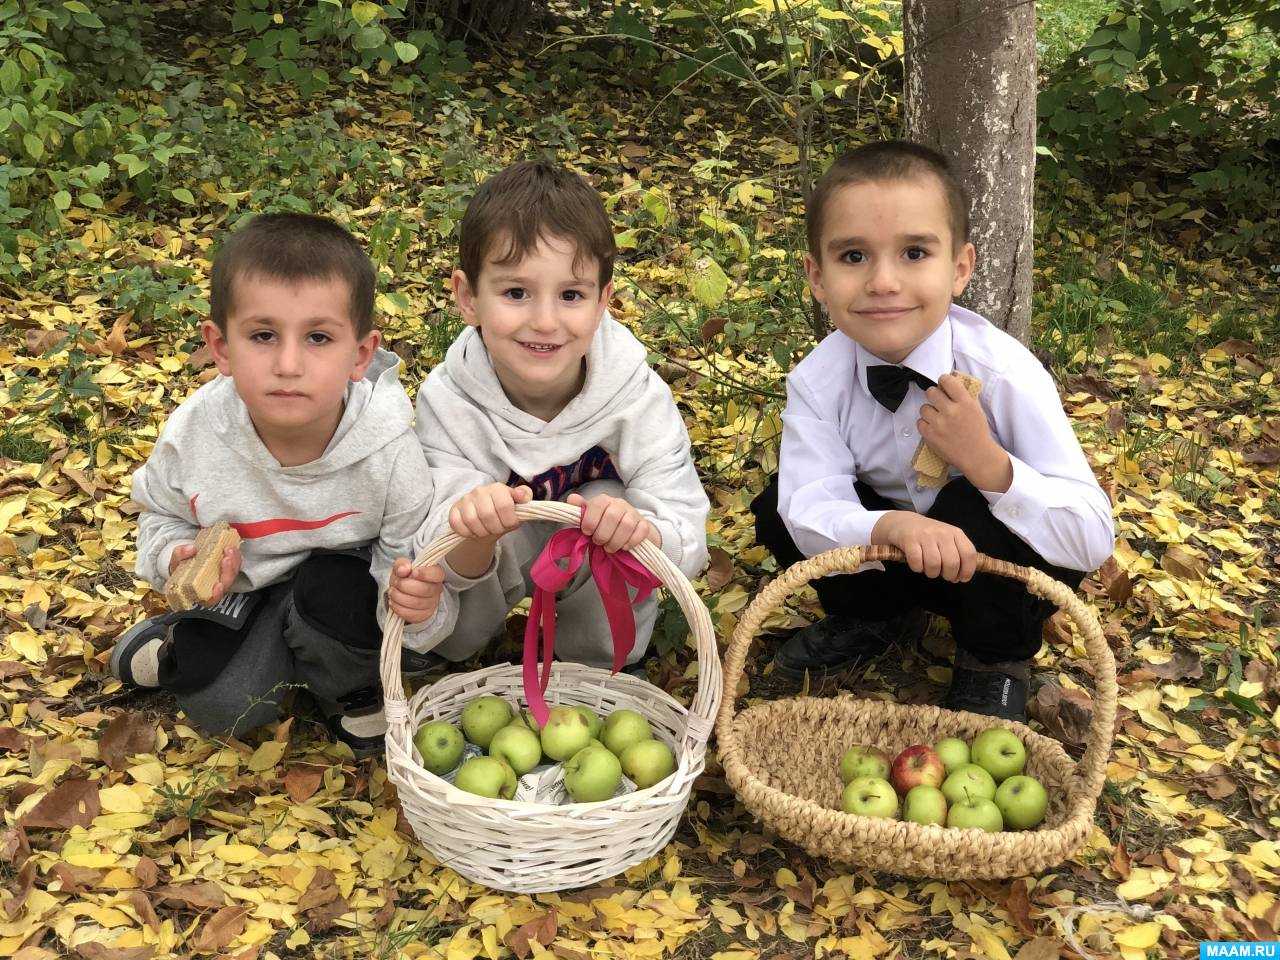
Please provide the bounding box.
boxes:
[750,476,1086,662]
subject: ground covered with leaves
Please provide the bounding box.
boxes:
[2,5,1280,960]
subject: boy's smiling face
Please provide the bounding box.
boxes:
[203,273,379,465]
[804,175,975,364]
[453,232,612,422]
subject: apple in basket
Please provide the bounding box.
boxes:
[573,705,603,740]
[540,705,594,761]
[901,785,948,826]
[413,720,465,776]
[933,736,970,775]
[460,696,513,749]
[840,776,898,819]
[564,744,623,803]
[889,744,945,795]
[602,709,652,756]
[620,738,677,789]
[488,724,543,776]
[970,728,1027,783]
[455,756,517,799]
[839,744,890,784]
[940,763,997,806]
[946,795,1003,832]
[994,775,1049,830]
[508,708,542,734]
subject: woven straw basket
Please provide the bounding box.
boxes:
[716,545,1117,879]
[380,501,721,893]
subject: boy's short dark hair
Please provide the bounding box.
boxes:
[210,213,377,336]
[806,140,970,258]
[459,160,615,290]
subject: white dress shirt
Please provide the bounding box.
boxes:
[777,305,1115,572]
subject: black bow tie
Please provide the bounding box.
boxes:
[866,364,936,412]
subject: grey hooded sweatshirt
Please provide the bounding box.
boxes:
[414,316,709,579]
[131,348,450,641]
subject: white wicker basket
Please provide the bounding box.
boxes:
[379,501,720,893]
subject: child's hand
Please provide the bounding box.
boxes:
[566,492,660,554]
[388,559,446,624]
[449,484,532,541]
[168,536,241,605]
[871,511,977,583]
[917,374,1011,492]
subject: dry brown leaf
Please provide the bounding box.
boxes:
[505,909,558,960]
[152,880,227,910]
[0,727,29,753]
[1097,555,1133,604]
[189,905,248,953]
[284,766,323,804]
[1013,939,1065,960]
[49,862,104,894]
[1150,650,1204,681]
[22,778,100,829]
[1242,444,1280,465]
[1030,684,1093,746]
[1005,878,1034,935]
[706,547,734,591]
[2,859,35,920]
[1160,545,1207,581]
[299,867,342,913]
[99,711,158,771]
[24,329,64,355]
[75,947,155,960]
[130,890,161,931]
[134,855,158,888]
[701,316,726,341]
[371,885,398,930]
[1111,842,1132,879]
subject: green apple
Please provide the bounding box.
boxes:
[488,724,542,776]
[933,737,970,774]
[460,696,513,749]
[840,776,899,819]
[563,745,623,803]
[573,705,603,740]
[839,744,890,784]
[620,738,677,789]
[940,763,997,805]
[540,705,594,761]
[970,728,1027,783]
[946,796,1003,832]
[454,756,517,799]
[602,709,653,756]
[413,720,465,776]
[508,708,542,734]
[994,775,1049,830]
[901,785,948,826]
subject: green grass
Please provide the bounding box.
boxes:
[1037,0,1111,72]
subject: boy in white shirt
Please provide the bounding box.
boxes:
[412,160,709,670]
[752,141,1115,721]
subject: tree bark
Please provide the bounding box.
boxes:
[903,0,1037,343]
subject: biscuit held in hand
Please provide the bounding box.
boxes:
[912,372,983,488]
[165,521,241,610]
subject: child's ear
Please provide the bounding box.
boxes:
[802,253,827,306]
[951,242,976,297]
[597,280,614,314]
[349,329,381,382]
[452,269,480,328]
[202,320,233,377]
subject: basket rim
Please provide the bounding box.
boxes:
[387,661,699,815]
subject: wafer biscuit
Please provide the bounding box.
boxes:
[911,372,984,488]
[164,521,240,610]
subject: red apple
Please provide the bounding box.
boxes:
[890,744,945,796]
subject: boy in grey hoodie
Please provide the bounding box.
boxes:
[415,161,708,669]
[111,213,449,756]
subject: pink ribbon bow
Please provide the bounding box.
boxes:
[523,526,662,727]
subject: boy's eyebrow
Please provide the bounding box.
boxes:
[827,232,942,249]
[486,269,596,288]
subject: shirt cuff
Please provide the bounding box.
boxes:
[442,549,499,589]
[983,455,1046,531]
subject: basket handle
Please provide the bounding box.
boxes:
[714,544,1117,801]
[380,500,722,755]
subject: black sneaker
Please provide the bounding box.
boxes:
[109,614,178,688]
[324,687,387,758]
[401,647,447,679]
[771,610,928,681]
[943,650,1030,722]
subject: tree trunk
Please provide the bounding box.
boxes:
[903,0,1037,343]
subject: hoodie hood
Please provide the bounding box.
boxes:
[199,347,412,474]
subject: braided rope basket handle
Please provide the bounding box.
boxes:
[380,500,721,754]
[714,544,1117,803]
